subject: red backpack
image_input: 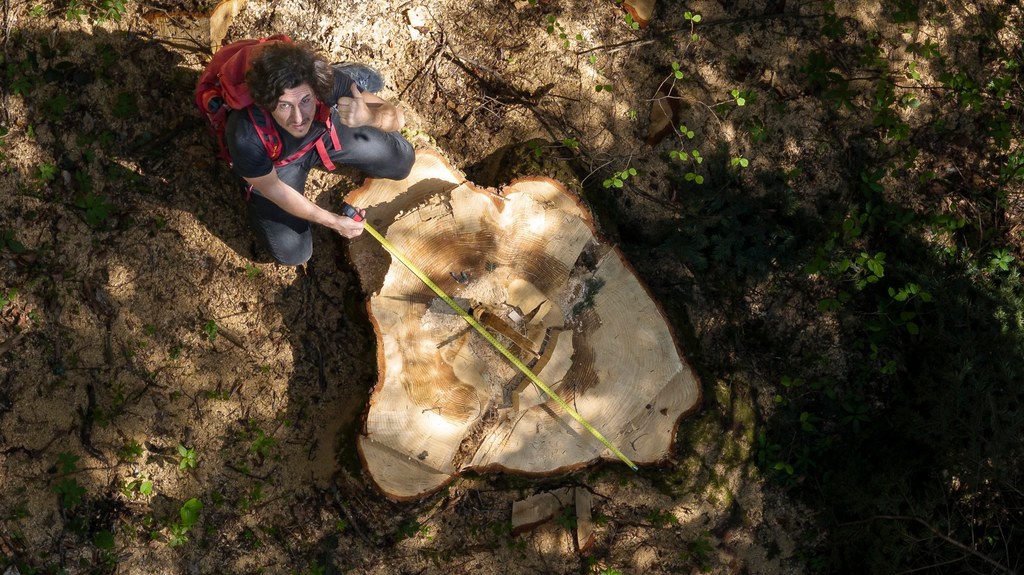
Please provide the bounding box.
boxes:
[194,35,340,171]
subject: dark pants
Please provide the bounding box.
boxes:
[247,121,415,265]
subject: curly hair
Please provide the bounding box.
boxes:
[246,41,333,110]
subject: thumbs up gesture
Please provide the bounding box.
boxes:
[337,84,374,128]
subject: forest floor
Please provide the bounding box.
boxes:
[2,0,1021,574]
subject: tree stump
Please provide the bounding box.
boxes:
[346,149,700,501]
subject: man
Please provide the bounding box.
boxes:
[226,41,415,265]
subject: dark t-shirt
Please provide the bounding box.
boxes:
[226,69,355,179]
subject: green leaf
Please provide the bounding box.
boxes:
[94,530,115,550]
[58,452,80,474]
[180,498,203,528]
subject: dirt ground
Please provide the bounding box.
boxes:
[0,0,864,572]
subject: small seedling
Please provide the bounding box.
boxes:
[177,444,197,470]
[684,10,702,40]
[202,320,218,342]
[684,533,715,570]
[647,508,679,527]
[555,506,577,530]
[989,247,1015,272]
[168,497,203,547]
[52,452,87,507]
[74,192,115,228]
[527,140,544,159]
[0,230,23,253]
[546,16,570,49]
[54,478,86,508]
[35,162,58,183]
[119,441,144,462]
[731,156,750,168]
[0,288,16,309]
[122,476,154,498]
[603,167,637,189]
[248,429,277,459]
[671,61,685,80]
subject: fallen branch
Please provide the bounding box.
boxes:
[842,515,1015,574]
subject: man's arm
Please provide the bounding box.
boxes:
[336,84,405,131]
[244,171,364,238]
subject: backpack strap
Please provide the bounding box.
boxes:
[248,107,283,161]
[240,104,343,201]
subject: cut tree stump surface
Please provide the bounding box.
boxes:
[346,149,700,501]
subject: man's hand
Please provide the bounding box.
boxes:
[336,84,374,128]
[332,206,366,238]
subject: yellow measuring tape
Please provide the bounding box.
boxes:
[360,220,638,471]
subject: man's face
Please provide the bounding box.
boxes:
[272,84,317,138]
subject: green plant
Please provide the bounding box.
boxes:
[602,167,636,188]
[74,192,115,228]
[0,288,16,310]
[670,147,704,184]
[54,477,86,508]
[684,533,715,571]
[63,0,88,20]
[248,429,277,459]
[202,320,219,342]
[93,529,115,550]
[396,519,423,540]
[177,444,197,471]
[53,453,86,508]
[235,482,265,512]
[748,117,767,142]
[43,94,69,121]
[112,92,138,119]
[647,508,678,527]
[546,16,570,49]
[730,156,749,168]
[729,88,751,106]
[119,441,144,461]
[989,248,1016,272]
[671,61,685,80]
[683,10,702,40]
[555,506,577,530]
[96,0,127,21]
[167,498,203,547]
[35,162,58,183]
[527,140,543,159]
[122,476,154,498]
